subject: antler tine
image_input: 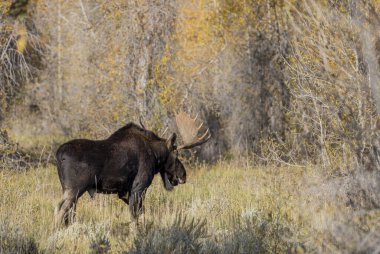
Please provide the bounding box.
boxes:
[178,129,211,150]
[175,111,197,144]
[161,126,168,137]
[197,122,203,131]
[175,111,211,149]
[139,117,146,129]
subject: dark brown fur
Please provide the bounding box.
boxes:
[54,123,186,227]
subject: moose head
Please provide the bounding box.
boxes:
[142,112,211,191]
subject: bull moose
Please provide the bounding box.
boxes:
[54,112,210,227]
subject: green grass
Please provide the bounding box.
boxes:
[0,161,379,253]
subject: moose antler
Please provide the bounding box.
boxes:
[160,126,169,138]
[139,117,169,138]
[139,116,146,129]
[175,111,211,150]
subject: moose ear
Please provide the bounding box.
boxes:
[166,133,177,151]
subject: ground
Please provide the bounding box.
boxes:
[0,161,379,253]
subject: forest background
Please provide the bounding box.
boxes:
[1,0,380,253]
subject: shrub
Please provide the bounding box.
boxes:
[219,214,295,254]
[126,213,214,254]
[89,233,111,254]
[0,129,31,170]
[0,220,39,254]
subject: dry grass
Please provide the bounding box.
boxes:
[1,160,379,253]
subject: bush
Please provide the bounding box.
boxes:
[0,129,31,170]
[126,213,214,254]
[89,233,111,254]
[126,211,296,254]
[0,220,39,254]
[219,214,295,254]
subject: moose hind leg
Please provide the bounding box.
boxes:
[55,200,73,228]
[54,189,82,228]
[54,199,65,227]
[65,200,78,226]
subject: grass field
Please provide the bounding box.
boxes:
[1,160,379,253]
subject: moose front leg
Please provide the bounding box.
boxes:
[129,191,146,218]
[129,170,153,219]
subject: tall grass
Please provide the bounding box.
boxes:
[0,161,379,253]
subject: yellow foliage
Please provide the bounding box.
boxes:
[16,36,27,53]
[113,111,119,121]
[0,1,11,15]
[16,24,28,53]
